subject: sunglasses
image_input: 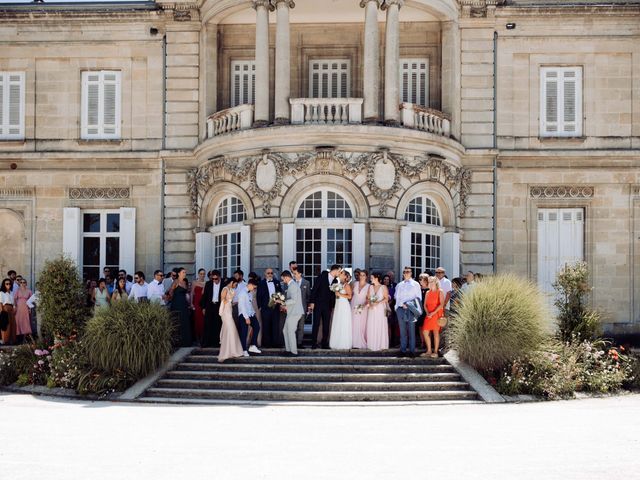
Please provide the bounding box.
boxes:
[266,272,274,275]
[403,271,412,274]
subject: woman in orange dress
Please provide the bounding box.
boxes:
[421,276,445,358]
[191,268,206,346]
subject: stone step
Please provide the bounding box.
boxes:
[193,348,429,358]
[138,396,483,406]
[143,387,479,402]
[176,362,456,374]
[164,370,463,383]
[184,354,447,365]
[155,378,472,392]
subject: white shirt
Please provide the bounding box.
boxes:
[212,282,221,303]
[26,291,39,309]
[461,281,475,295]
[266,280,276,296]
[439,277,452,308]
[232,280,247,305]
[394,278,422,310]
[237,289,255,319]
[130,282,149,302]
[0,291,13,306]
[147,280,166,305]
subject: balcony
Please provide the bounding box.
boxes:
[206,104,254,138]
[400,103,451,137]
[290,98,363,125]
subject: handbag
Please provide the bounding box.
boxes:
[438,315,448,328]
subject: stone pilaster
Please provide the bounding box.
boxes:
[382,0,403,124]
[274,0,295,124]
[361,0,381,122]
[252,0,274,126]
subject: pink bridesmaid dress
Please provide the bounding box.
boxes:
[217,288,244,363]
[350,282,369,349]
[365,284,389,351]
[14,288,33,336]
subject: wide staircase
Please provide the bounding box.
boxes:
[139,348,481,404]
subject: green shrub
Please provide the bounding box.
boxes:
[39,256,91,342]
[48,336,84,390]
[554,262,601,342]
[82,301,173,379]
[450,274,550,372]
[0,350,19,386]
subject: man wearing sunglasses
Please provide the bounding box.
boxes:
[257,267,283,348]
[201,269,223,347]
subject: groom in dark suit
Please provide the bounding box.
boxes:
[309,264,342,349]
[257,267,283,348]
[200,269,223,347]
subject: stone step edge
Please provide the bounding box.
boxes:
[138,396,484,406]
[145,387,478,397]
[165,371,462,380]
[155,379,472,389]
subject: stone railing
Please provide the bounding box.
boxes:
[207,104,254,138]
[290,98,363,125]
[400,103,451,137]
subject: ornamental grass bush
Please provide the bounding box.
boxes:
[450,274,551,372]
[82,301,173,379]
[39,256,91,342]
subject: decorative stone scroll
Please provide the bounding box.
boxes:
[188,149,472,218]
[529,186,594,199]
[68,187,130,200]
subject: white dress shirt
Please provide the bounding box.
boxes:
[147,280,166,305]
[237,289,255,320]
[0,291,14,306]
[130,282,149,302]
[267,280,276,296]
[439,277,452,308]
[212,282,221,303]
[394,278,422,310]
[232,280,247,305]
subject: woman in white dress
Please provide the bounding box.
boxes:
[329,270,353,350]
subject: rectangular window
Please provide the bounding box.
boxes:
[214,232,242,278]
[230,60,256,107]
[309,60,350,99]
[540,66,582,137]
[400,58,429,107]
[81,211,121,281]
[0,72,25,140]
[410,232,440,276]
[81,70,121,140]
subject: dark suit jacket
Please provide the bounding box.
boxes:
[297,277,311,312]
[310,271,337,310]
[200,280,222,310]
[257,278,282,310]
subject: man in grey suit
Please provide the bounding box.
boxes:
[280,270,304,356]
[293,268,311,349]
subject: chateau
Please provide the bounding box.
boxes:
[0,0,638,333]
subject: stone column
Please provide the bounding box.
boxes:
[274,0,294,124]
[361,0,381,122]
[253,0,273,126]
[382,0,403,124]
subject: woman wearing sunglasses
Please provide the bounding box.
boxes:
[0,278,16,345]
[14,278,33,343]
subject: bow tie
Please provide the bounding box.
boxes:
[267,280,273,283]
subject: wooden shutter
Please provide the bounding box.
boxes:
[400,59,429,107]
[352,223,366,270]
[82,70,121,139]
[281,223,296,272]
[119,207,136,274]
[230,60,255,107]
[540,67,582,137]
[0,72,25,139]
[195,232,214,274]
[309,60,350,98]
[62,207,82,268]
[240,225,251,275]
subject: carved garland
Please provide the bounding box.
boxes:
[188,149,472,219]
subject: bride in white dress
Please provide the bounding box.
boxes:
[329,270,353,350]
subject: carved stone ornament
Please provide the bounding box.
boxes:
[188,150,472,219]
[0,187,34,198]
[529,186,594,199]
[69,187,130,200]
[459,0,500,18]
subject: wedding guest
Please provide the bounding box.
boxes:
[449,277,463,314]
[148,270,167,305]
[130,271,149,303]
[94,278,110,308]
[1,278,16,345]
[394,266,422,358]
[201,269,223,347]
[461,271,476,295]
[217,279,243,363]
[292,269,310,350]
[309,264,341,349]
[329,269,353,350]
[26,283,40,337]
[102,267,111,280]
[366,272,389,351]
[383,274,399,348]
[231,269,247,334]
[475,272,484,282]
[280,270,303,356]
[168,267,192,347]
[249,274,263,347]
[191,268,206,345]
[14,278,32,343]
[257,267,282,348]
[105,274,115,295]
[7,270,18,296]
[417,273,430,347]
[111,278,129,303]
[163,270,177,294]
[237,278,261,357]
[435,267,452,310]
[116,270,133,295]
[351,269,369,349]
[422,276,445,358]
[351,268,362,288]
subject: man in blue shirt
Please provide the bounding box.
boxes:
[237,278,261,357]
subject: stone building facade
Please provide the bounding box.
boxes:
[0,0,638,333]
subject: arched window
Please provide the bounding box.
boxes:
[294,190,354,280]
[211,196,248,278]
[402,195,444,275]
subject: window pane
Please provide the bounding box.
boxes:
[107,213,120,233]
[83,237,100,266]
[106,237,120,266]
[83,267,100,283]
[83,213,100,233]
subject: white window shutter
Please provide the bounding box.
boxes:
[119,207,136,274]
[82,71,120,139]
[195,232,214,274]
[541,67,581,137]
[0,72,25,139]
[399,59,429,107]
[441,232,460,279]
[62,207,82,268]
[0,74,3,135]
[309,60,350,99]
[102,71,120,137]
[400,225,412,273]
[352,223,366,269]
[281,223,296,272]
[240,225,251,275]
[82,72,100,138]
[230,61,255,107]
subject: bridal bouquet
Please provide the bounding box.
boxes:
[330,283,342,293]
[268,292,286,308]
[369,295,379,304]
[354,304,366,314]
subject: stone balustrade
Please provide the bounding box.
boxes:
[290,98,363,125]
[207,104,254,138]
[400,103,451,137]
